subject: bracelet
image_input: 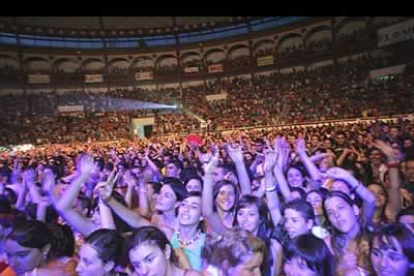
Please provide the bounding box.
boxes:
[265,186,277,192]
[139,188,148,194]
[387,162,399,169]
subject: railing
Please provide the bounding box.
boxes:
[157,113,414,139]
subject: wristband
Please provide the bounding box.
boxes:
[265,186,277,192]
[387,162,399,169]
[139,188,148,194]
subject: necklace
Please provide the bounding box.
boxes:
[177,229,201,247]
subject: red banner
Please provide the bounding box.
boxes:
[208,64,223,73]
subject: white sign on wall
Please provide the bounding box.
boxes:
[28,74,50,84]
[84,74,103,83]
[134,71,154,80]
[378,19,414,47]
[369,64,406,79]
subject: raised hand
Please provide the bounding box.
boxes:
[326,167,353,183]
[264,149,278,173]
[264,137,272,150]
[23,169,36,185]
[95,170,119,202]
[42,170,56,193]
[275,137,290,171]
[95,181,112,202]
[78,155,98,178]
[203,148,219,175]
[295,138,306,155]
[227,143,244,164]
[371,140,398,161]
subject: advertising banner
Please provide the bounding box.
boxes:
[134,71,154,80]
[57,105,84,116]
[369,64,406,79]
[206,93,228,101]
[28,74,50,84]
[257,55,274,67]
[208,64,223,73]
[378,19,414,47]
[84,74,103,83]
[184,67,199,73]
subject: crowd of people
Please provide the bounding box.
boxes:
[0,116,414,276]
[1,17,414,276]
[1,53,414,146]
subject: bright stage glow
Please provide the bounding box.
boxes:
[32,94,179,116]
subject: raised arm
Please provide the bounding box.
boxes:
[42,170,59,207]
[296,138,323,187]
[23,169,43,204]
[274,137,290,174]
[54,155,97,237]
[100,193,151,229]
[202,148,228,236]
[97,169,150,229]
[123,170,136,209]
[272,148,292,203]
[372,140,401,219]
[227,144,251,195]
[137,171,151,218]
[327,167,376,224]
[336,148,352,167]
[55,155,95,212]
[144,149,163,181]
[264,149,282,226]
[15,180,28,211]
[95,170,119,230]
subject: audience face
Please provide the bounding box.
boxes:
[228,252,263,276]
[236,203,261,235]
[370,235,410,276]
[324,196,357,234]
[165,163,180,178]
[155,184,178,212]
[369,149,383,166]
[404,160,414,183]
[3,239,46,275]
[368,184,387,209]
[306,192,323,216]
[283,257,317,276]
[284,208,312,239]
[185,178,202,193]
[330,180,351,196]
[323,139,332,149]
[311,136,320,148]
[403,139,413,149]
[178,196,202,227]
[318,157,331,173]
[287,168,305,188]
[215,184,236,212]
[129,242,170,276]
[390,127,399,139]
[335,134,346,147]
[213,167,227,183]
[76,243,112,276]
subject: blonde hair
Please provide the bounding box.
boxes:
[205,228,266,272]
